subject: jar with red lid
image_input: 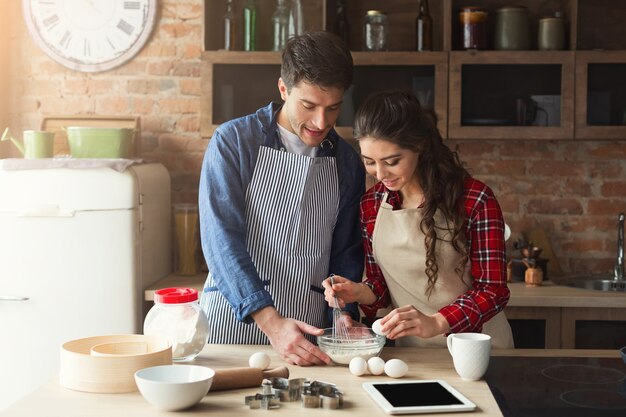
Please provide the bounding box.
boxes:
[459,6,488,50]
[143,288,209,362]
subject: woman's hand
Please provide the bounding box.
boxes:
[321,274,364,308]
[379,305,450,340]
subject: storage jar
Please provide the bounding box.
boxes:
[458,7,488,50]
[144,288,210,362]
[494,6,530,50]
[174,203,200,276]
[363,10,387,51]
[538,14,565,50]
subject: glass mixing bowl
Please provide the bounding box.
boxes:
[317,327,385,365]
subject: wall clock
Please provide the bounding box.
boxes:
[23,0,158,73]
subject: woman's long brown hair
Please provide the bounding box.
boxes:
[353,91,469,296]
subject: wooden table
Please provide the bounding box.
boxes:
[4,345,619,417]
[1,345,509,416]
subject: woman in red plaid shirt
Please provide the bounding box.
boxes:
[322,91,513,348]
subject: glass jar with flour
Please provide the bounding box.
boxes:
[144,287,209,361]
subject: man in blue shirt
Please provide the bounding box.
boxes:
[199,32,364,366]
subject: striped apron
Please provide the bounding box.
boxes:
[372,192,514,348]
[200,118,340,344]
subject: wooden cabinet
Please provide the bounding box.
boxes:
[505,281,626,349]
[448,51,575,139]
[201,0,626,140]
[200,50,448,138]
[575,52,626,139]
[508,306,626,350]
[506,306,562,349]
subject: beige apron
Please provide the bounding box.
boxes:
[372,193,514,348]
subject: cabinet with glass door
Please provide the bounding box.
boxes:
[574,0,626,139]
[201,0,448,138]
[447,0,576,139]
[202,0,626,141]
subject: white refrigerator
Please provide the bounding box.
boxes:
[0,163,171,411]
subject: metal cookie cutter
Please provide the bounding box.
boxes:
[244,379,281,410]
[245,378,344,410]
[303,380,344,410]
[269,377,307,402]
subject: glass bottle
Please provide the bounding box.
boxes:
[272,0,290,51]
[416,0,433,51]
[223,0,237,50]
[333,0,350,47]
[288,0,304,38]
[243,0,257,51]
[363,10,388,51]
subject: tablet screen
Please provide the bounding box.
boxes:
[373,382,463,407]
[362,380,476,414]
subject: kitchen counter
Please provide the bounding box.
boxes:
[144,275,626,349]
[2,346,619,417]
[144,274,626,308]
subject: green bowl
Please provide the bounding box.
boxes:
[66,127,134,159]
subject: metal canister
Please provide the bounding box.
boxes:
[538,13,565,50]
[363,10,388,51]
[494,6,530,50]
[458,7,488,50]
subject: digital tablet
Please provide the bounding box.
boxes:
[362,380,477,415]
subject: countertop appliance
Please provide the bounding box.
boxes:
[486,356,626,416]
[0,163,171,411]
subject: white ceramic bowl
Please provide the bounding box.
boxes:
[135,365,215,411]
[317,327,385,365]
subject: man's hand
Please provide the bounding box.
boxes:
[321,274,376,307]
[252,306,331,366]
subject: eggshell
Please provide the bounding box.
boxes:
[248,352,271,369]
[384,358,408,378]
[372,319,386,336]
[349,357,368,376]
[367,357,386,375]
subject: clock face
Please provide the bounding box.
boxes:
[23,0,157,72]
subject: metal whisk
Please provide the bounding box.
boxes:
[329,274,351,341]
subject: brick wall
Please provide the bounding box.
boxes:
[3,1,625,277]
[3,0,205,202]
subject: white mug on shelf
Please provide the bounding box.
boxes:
[447,333,491,381]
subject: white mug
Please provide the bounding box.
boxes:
[447,333,491,381]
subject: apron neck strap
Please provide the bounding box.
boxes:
[263,104,337,157]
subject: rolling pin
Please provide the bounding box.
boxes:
[210,366,290,391]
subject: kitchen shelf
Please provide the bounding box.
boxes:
[575,51,626,140]
[200,50,448,139]
[449,0,575,51]
[200,51,282,137]
[202,0,626,141]
[576,0,626,50]
[448,51,575,140]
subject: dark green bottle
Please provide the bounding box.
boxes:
[243,0,257,51]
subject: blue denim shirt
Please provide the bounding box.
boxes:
[199,102,365,324]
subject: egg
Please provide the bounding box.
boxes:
[349,357,368,376]
[367,357,386,375]
[372,319,386,336]
[248,352,271,369]
[384,358,408,378]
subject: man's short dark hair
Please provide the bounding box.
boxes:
[281,31,353,92]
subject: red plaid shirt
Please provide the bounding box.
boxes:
[360,177,510,333]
